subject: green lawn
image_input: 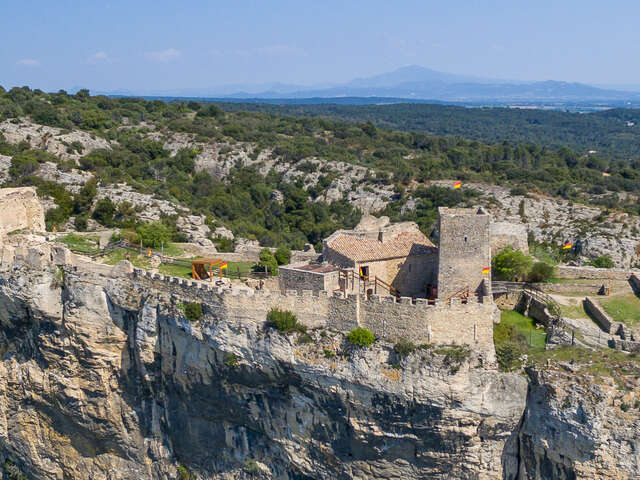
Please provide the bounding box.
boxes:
[499,310,547,351]
[598,294,640,326]
[58,233,100,255]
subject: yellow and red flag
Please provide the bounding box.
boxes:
[52,225,56,233]
[147,248,152,257]
[563,243,572,250]
[454,180,462,189]
[220,262,228,269]
[482,267,490,274]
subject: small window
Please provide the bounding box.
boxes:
[408,264,412,272]
[464,235,468,243]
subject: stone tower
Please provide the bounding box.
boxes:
[437,206,491,300]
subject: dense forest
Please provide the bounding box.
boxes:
[1,85,640,250]
[215,101,640,160]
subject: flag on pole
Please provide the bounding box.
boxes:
[220,262,228,269]
[563,243,572,250]
[482,267,490,274]
[147,248,152,257]
[454,180,462,189]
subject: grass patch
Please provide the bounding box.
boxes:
[58,233,100,255]
[599,294,640,326]
[558,300,589,320]
[528,346,640,382]
[500,310,547,351]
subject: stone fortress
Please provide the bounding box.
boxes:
[0,188,507,357]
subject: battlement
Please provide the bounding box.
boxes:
[0,244,497,353]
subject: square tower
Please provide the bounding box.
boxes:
[437,206,491,300]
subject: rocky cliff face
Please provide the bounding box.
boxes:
[0,263,637,479]
[516,368,640,479]
[0,264,527,479]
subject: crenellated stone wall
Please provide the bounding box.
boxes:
[0,241,498,354]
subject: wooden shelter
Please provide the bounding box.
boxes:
[191,258,223,281]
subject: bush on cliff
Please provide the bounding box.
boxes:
[394,339,416,357]
[496,341,524,372]
[347,327,375,348]
[137,221,171,249]
[267,308,306,335]
[183,302,203,322]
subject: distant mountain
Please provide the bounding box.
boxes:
[98,65,640,104]
[207,66,640,103]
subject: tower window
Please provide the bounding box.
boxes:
[464,235,468,243]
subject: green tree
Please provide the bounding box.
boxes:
[492,246,533,281]
[274,246,291,265]
[137,221,171,249]
[258,248,278,276]
[92,198,116,227]
[527,261,555,282]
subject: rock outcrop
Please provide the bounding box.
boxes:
[0,187,45,238]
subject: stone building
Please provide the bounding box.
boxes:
[278,263,341,294]
[437,207,492,301]
[321,216,438,298]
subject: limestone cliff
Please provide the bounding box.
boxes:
[0,262,638,479]
[0,263,527,479]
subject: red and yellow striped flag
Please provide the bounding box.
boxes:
[482,267,490,274]
[563,243,572,250]
[454,180,462,189]
[220,262,228,269]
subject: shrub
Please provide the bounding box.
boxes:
[243,459,260,474]
[223,352,237,367]
[527,261,555,282]
[492,246,533,281]
[216,237,234,252]
[183,302,203,322]
[274,246,292,265]
[137,221,171,249]
[74,215,88,232]
[92,198,116,227]
[323,349,335,358]
[347,327,375,348]
[496,341,524,372]
[267,308,306,334]
[589,254,615,269]
[177,464,194,480]
[394,339,417,357]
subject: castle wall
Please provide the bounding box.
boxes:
[438,208,491,300]
[355,253,438,298]
[3,243,496,354]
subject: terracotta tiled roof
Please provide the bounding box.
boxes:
[326,231,436,262]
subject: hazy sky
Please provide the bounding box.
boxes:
[3,0,640,92]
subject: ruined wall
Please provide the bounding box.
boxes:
[584,297,616,334]
[278,266,339,294]
[490,221,529,254]
[438,207,491,300]
[556,265,639,280]
[0,187,45,237]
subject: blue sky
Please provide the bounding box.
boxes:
[2,0,640,92]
